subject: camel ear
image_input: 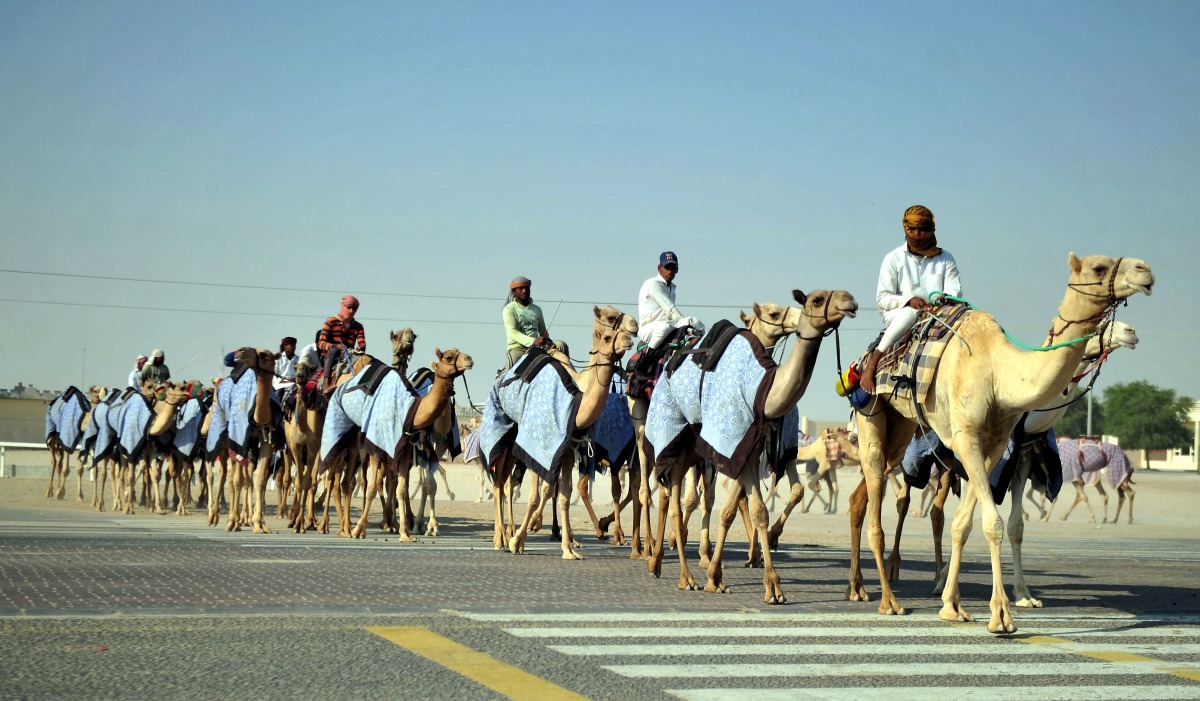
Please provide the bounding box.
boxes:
[390,330,399,341]
[594,305,602,319]
[793,289,807,305]
[752,302,762,317]
[1068,252,1081,273]
[739,310,751,326]
[435,347,443,358]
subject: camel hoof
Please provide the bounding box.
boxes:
[1015,596,1043,609]
[939,603,971,622]
[399,534,416,543]
[846,583,869,602]
[765,594,787,605]
[561,551,583,560]
[704,582,729,594]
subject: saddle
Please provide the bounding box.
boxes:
[625,326,703,402]
[863,300,973,402]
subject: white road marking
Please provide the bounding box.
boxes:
[604,661,1200,678]
[664,686,1200,701]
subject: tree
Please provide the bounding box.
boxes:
[1055,391,1104,438]
[1101,381,1194,450]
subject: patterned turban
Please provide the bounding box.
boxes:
[902,205,940,256]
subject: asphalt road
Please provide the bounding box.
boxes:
[2,469,1199,700]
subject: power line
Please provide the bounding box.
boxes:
[0,267,795,310]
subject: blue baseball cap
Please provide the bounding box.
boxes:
[659,251,678,267]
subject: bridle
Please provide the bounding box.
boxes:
[1049,257,1125,345]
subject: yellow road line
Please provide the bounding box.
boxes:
[1018,633,1200,683]
[367,626,590,701]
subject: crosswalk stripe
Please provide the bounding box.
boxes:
[603,661,1200,678]
[548,642,1200,656]
[503,625,1200,639]
[457,611,1200,624]
[664,686,1200,701]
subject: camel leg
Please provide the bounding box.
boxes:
[396,459,416,542]
[492,457,509,550]
[148,455,165,514]
[643,463,681,578]
[226,458,246,531]
[826,470,840,515]
[422,468,440,537]
[337,466,356,537]
[942,444,1016,635]
[1009,458,1041,608]
[46,447,59,498]
[846,478,869,601]
[576,473,605,540]
[558,463,581,560]
[697,466,717,568]
[885,479,911,584]
[680,468,700,554]
[768,465,802,550]
[599,466,630,546]
[74,454,86,502]
[1060,482,1095,523]
[672,464,697,589]
[630,419,651,560]
[858,418,908,616]
[510,473,549,555]
[207,456,226,526]
[1095,484,1110,524]
[739,493,763,569]
[351,457,384,539]
[740,470,785,604]
[930,470,953,595]
[801,474,826,514]
[251,448,271,533]
[94,460,108,512]
[703,474,743,594]
[437,464,455,501]
[1024,485,1046,522]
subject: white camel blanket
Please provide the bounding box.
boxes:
[645,328,777,479]
[46,386,91,451]
[205,378,234,459]
[320,359,419,473]
[86,389,126,462]
[206,366,281,460]
[1100,442,1131,488]
[115,392,154,462]
[478,349,583,484]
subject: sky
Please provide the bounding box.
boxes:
[1,0,1197,423]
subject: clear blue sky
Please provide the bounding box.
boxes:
[2,1,1196,422]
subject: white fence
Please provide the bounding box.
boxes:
[1,442,48,478]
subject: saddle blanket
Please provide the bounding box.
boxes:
[46,386,91,451]
[115,392,154,462]
[206,365,284,462]
[902,429,1020,503]
[85,388,126,462]
[167,398,207,459]
[411,367,462,463]
[320,359,420,473]
[1057,436,1084,484]
[765,407,800,479]
[1100,442,1132,488]
[870,302,972,404]
[478,348,583,484]
[1078,441,1106,487]
[462,429,482,464]
[645,326,778,480]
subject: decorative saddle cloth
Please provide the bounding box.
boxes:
[320,358,420,474]
[1057,436,1083,484]
[625,326,703,402]
[153,397,207,460]
[645,321,778,480]
[206,365,283,462]
[1078,441,1107,486]
[764,407,800,480]
[46,386,91,451]
[462,429,482,464]
[866,301,973,403]
[902,426,1042,504]
[114,391,154,462]
[85,388,126,462]
[478,348,583,484]
[1016,428,1063,501]
[1100,442,1132,488]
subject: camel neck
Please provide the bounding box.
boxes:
[574,353,618,430]
[413,371,454,430]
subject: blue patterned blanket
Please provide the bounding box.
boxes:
[644,327,777,479]
[902,429,1020,503]
[206,366,281,461]
[764,407,800,479]
[115,392,153,462]
[320,359,419,473]
[411,368,462,463]
[87,389,127,462]
[159,398,206,459]
[583,386,635,477]
[46,386,91,451]
[478,348,583,483]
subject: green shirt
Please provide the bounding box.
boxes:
[503,300,547,351]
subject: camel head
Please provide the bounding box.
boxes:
[391,327,417,366]
[791,289,859,333]
[1088,319,1138,357]
[432,348,474,379]
[88,385,107,403]
[742,302,802,345]
[1067,254,1155,304]
[295,357,317,384]
[233,347,277,375]
[592,305,637,359]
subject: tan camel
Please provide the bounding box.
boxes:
[851,253,1153,634]
[340,348,473,542]
[647,290,858,603]
[206,348,282,533]
[497,306,638,559]
[283,358,325,533]
[45,387,91,500]
[761,427,853,550]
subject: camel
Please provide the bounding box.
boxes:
[645,289,858,603]
[107,387,155,516]
[846,319,1140,611]
[45,387,91,501]
[319,348,474,542]
[1052,437,1135,525]
[410,379,461,537]
[484,306,638,559]
[283,358,326,533]
[205,348,284,532]
[850,253,1153,634]
[81,387,128,511]
[145,382,208,516]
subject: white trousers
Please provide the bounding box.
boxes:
[878,306,920,352]
[640,316,704,350]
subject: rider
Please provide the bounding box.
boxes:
[140,349,171,385]
[501,276,567,371]
[318,295,367,385]
[637,251,704,350]
[860,205,962,394]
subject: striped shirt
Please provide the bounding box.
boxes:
[317,316,366,354]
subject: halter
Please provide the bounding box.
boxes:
[1048,258,1125,346]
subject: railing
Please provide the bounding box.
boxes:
[0,442,48,478]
